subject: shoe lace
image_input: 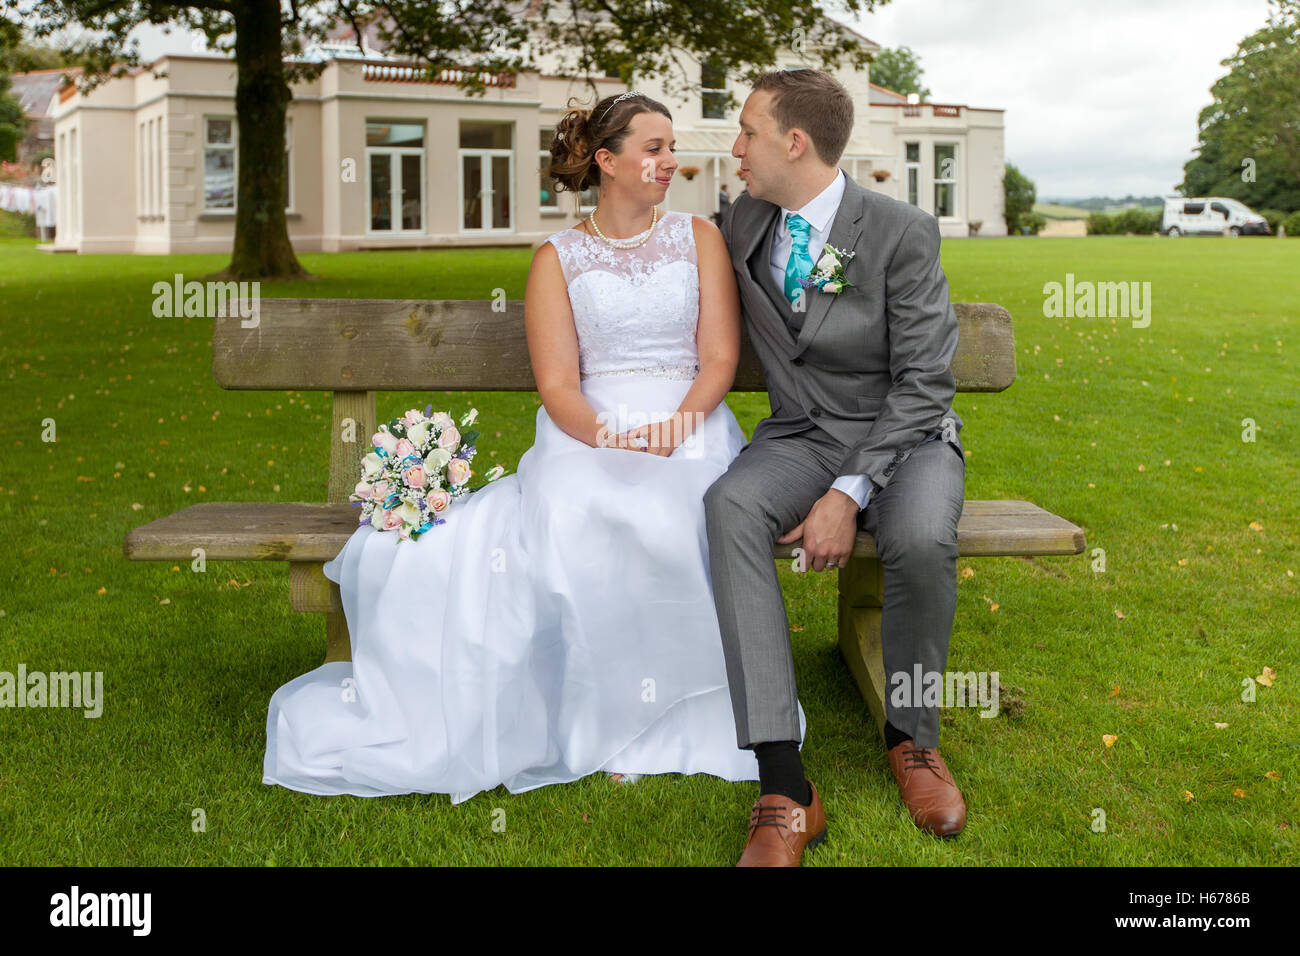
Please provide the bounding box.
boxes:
[903,746,940,772]
[748,802,789,833]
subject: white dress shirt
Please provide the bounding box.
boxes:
[767,168,874,511]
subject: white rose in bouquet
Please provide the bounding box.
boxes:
[361,452,386,480]
[424,447,453,470]
[406,421,432,448]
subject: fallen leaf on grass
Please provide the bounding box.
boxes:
[1183,791,1195,803]
[1102,734,1117,747]
[1265,770,1281,780]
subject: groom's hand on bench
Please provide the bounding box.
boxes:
[777,489,860,572]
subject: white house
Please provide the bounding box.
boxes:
[46,10,1006,253]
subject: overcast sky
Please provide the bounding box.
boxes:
[120,0,1278,201]
[847,0,1277,199]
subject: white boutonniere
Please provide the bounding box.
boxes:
[799,244,856,294]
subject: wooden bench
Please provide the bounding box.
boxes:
[123,298,1085,736]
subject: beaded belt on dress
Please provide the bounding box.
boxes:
[581,364,699,381]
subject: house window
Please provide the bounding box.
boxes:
[934,143,957,217]
[539,126,559,210]
[366,121,425,232]
[69,128,78,238]
[154,117,164,218]
[203,115,292,213]
[904,141,920,207]
[203,117,236,210]
[138,121,147,216]
[140,117,165,218]
[459,120,513,231]
[61,129,79,239]
[283,117,293,212]
[702,61,727,119]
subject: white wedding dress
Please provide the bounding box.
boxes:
[263,210,806,804]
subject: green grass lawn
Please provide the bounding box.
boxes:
[0,231,1296,866]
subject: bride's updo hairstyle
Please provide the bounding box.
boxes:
[549,91,673,193]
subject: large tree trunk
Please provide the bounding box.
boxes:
[215,0,309,280]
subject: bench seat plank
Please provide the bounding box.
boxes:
[123,499,1085,563]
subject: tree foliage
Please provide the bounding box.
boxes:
[867,44,929,98]
[1178,0,1300,212]
[5,0,890,275]
[1003,161,1035,235]
[0,17,29,161]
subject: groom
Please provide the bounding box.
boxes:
[704,68,968,866]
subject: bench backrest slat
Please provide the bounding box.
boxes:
[213,299,1016,393]
[212,298,1015,504]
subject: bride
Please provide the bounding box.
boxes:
[263,90,805,805]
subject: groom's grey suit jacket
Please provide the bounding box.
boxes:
[721,173,964,494]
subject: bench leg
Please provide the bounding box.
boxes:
[324,608,351,664]
[837,556,887,741]
[288,562,353,664]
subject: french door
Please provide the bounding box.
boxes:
[459,149,513,232]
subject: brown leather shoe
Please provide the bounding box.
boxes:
[887,740,966,837]
[736,781,827,867]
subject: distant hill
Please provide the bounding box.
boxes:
[1035,203,1094,220]
[1041,195,1166,211]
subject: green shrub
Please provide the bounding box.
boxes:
[1114,208,1160,235]
[1086,212,1115,235]
[0,208,35,238]
[1282,211,1300,237]
[1258,209,1288,234]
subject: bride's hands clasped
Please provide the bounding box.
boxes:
[597,413,697,457]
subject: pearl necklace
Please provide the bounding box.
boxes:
[588,206,659,249]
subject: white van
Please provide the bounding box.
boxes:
[1162,197,1270,236]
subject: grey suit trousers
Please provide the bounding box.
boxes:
[704,424,964,749]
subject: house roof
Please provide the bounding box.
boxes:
[8,69,80,119]
[829,18,881,49]
[869,81,909,104]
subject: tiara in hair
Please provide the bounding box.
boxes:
[598,90,645,121]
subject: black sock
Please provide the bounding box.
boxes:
[753,740,812,804]
[884,720,911,751]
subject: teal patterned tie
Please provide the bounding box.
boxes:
[784,213,815,307]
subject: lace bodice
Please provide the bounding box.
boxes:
[545,210,700,380]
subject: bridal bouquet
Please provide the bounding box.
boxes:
[350,405,506,541]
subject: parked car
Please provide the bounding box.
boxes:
[1162,197,1271,236]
